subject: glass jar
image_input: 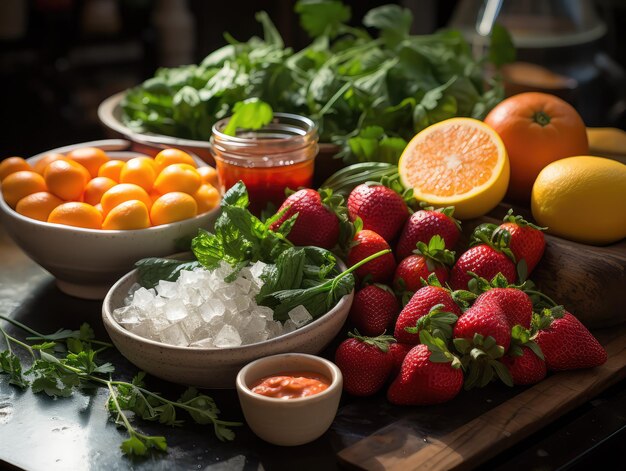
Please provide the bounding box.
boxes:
[210,113,319,214]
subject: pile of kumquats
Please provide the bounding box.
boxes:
[0,148,220,230]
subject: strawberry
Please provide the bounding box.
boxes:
[452,297,514,388]
[334,331,395,396]
[347,230,396,282]
[534,308,607,371]
[496,209,546,276]
[449,245,516,291]
[388,342,414,377]
[269,188,340,249]
[501,346,547,385]
[394,285,461,344]
[453,300,512,352]
[395,207,461,261]
[387,331,464,406]
[349,284,400,336]
[347,184,409,243]
[393,235,455,292]
[474,287,533,329]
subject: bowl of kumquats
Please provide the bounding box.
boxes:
[0,139,221,300]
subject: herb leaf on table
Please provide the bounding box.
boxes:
[0,315,241,457]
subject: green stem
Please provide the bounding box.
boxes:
[0,325,36,360]
[532,111,551,126]
[525,289,558,307]
[107,381,137,436]
[0,315,46,338]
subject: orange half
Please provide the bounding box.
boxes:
[398,118,509,220]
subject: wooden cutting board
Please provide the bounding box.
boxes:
[337,324,626,470]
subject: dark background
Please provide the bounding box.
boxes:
[1,0,625,158]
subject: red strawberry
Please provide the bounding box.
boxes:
[334,331,395,396]
[387,332,463,406]
[347,230,396,282]
[449,245,516,291]
[496,209,546,275]
[452,297,514,389]
[395,207,461,261]
[394,285,461,344]
[534,309,607,371]
[269,188,339,249]
[393,235,455,292]
[474,288,533,329]
[347,184,409,242]
[388,342,414,377]
[501,346,547,385]
[453,300,512,352]
[349,284,400,336]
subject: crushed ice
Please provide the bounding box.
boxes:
[113,261,313,348]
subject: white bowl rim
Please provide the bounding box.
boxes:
[0,139,220,235]
[235,353,343,405]
[102,259,352,354]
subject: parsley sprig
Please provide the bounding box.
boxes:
[0,314,240,457]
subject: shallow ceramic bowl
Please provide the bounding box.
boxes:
[0,139,220,299]
[236,353,343,446]
[101,261,353,389]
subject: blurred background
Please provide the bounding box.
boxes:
[1,0,625,157]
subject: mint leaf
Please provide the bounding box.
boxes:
[135,258,201,290]
[363,4,412,47]
[223,98,273,136]
[295,0,351,38]
[489,23,516,67]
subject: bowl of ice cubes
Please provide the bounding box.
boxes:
[101,255,354,388]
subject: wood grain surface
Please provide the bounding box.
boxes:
[337,325,626,471]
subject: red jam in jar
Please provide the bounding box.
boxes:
[250,371,331,399]
[210,113,319,214]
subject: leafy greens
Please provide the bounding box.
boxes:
[121,1,514,164]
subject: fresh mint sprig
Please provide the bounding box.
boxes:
[0,315,240,457]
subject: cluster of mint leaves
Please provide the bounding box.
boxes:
[0,315,240,457]
[122,1,514,163]
[138,182,388,323]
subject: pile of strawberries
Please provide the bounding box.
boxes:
[270,183,608,406]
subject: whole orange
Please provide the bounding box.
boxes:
[484,92,588,202]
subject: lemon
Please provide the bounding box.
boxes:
[398,118,509,220]
[531,156,626,245]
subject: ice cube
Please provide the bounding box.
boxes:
[282,319,298,334]
[218,285,238,301]
[249,261,267,281]
[190,337,215,348]
[131,287,156,309]
[180,312,203,337]
[234,296,251,312]
[287,305,313,328]
[159,322,189,346]
[164,298,188,322]
[251,306,274,319]
[234,277,252,294]
[214,324,242,348]
[147,316,170,337]
[156,280,178,298]
[199,298,225,322]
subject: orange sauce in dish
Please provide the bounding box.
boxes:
[251,371,331,399]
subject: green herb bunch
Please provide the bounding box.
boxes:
[121,1,514,163]
[0,315,240,457]
[137,182,390,322]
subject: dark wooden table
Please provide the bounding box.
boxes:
[1,224,625,471]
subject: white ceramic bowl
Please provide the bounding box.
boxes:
[101,261,353,389]
[0,139,220,299]
[236,353,343,446]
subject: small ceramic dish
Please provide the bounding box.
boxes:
[101,260,353,389]
[0,139,220,299]
[235,353,343,446]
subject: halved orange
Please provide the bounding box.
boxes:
[398,117,509,220]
